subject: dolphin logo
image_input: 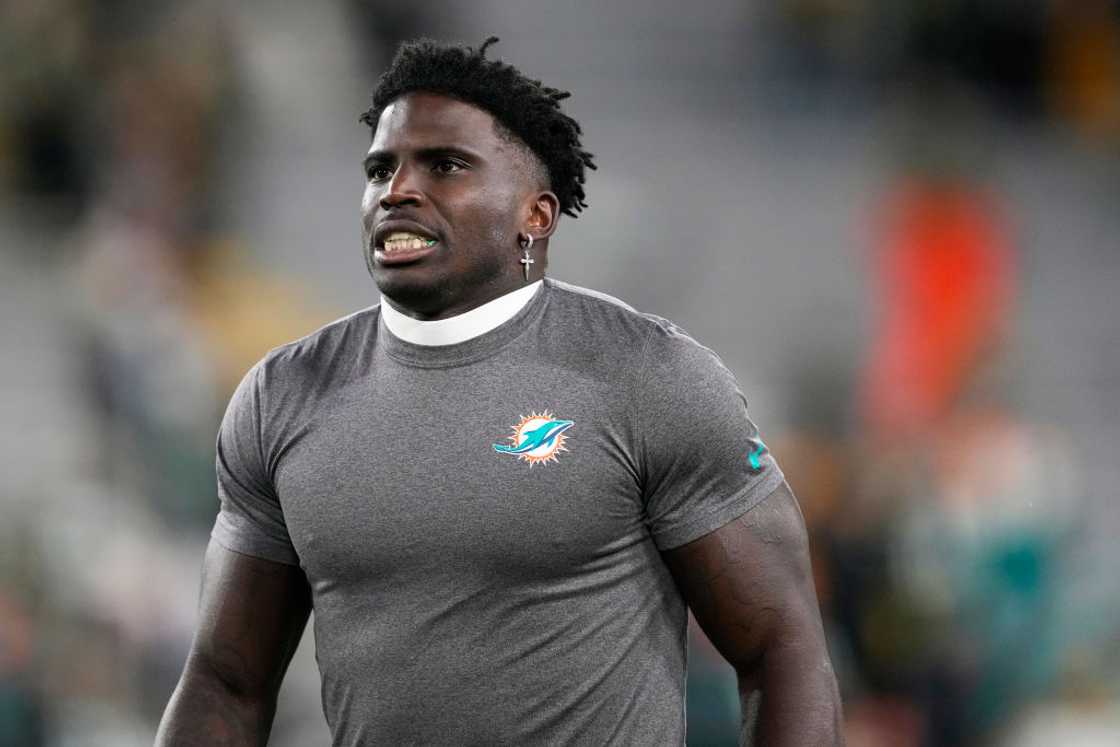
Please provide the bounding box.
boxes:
[493,419,574,454]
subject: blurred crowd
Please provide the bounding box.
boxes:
[1,1,1118,745]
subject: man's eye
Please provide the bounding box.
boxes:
[367,166,392,181]
[434,159,464,174]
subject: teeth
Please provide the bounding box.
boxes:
[381,231,436,253]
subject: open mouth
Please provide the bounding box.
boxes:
[374,231,440,265]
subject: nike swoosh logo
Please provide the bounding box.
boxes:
[747,441,768,471]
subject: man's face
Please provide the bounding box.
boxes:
[361,92,538,319]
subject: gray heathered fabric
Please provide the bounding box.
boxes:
[210,277,784,746]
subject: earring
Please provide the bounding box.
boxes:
[518,233,535,282]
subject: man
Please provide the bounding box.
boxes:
[157,37,843,745]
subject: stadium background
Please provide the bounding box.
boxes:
[2,1,1118,744]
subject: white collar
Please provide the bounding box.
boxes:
[380,280,543,346]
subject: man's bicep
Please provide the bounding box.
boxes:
[662,480,824,671]
[190,538,312,698]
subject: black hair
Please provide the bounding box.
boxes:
[360,36,596,217]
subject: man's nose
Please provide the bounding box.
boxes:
[379,164,424,210]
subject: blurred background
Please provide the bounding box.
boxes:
[1,1,1118,745]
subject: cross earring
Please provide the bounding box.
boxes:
[519,233,535,281]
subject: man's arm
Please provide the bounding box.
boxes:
[156,539,311,746]
[662,481,843,746]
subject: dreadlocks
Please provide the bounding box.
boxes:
[360,36,596,218]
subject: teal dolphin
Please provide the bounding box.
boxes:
[493,419,574,454]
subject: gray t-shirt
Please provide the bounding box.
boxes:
[211,278,784,746]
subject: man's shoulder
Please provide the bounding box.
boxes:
[251,304,381,385]
[544,278,712,362]
[545,278,642,315]
[545,278,676,340]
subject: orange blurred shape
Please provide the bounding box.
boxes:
[862,180,1015,441]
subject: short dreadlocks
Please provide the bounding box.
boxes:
[360,36,596,218]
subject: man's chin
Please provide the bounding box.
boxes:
[372,268,454,314]
[367,253,508,318]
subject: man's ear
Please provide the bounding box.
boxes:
[524,191,560,241]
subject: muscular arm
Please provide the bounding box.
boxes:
[156,539,311,746]
[663,481,843,746]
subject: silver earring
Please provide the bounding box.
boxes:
[519,233,535,282]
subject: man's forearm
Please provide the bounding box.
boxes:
[156,664,276,747]
[738,641,844,746]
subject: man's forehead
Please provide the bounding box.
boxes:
[369,92,504,153]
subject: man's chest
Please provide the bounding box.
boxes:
[270,367,647,586]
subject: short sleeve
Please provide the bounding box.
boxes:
[636,321,784,550]
[209,361,301,565]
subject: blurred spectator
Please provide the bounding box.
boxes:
[66,5,330,527]
[860,160,1014,445]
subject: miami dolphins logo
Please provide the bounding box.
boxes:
[493,410,573,467]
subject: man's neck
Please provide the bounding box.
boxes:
[381,280,543,346]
